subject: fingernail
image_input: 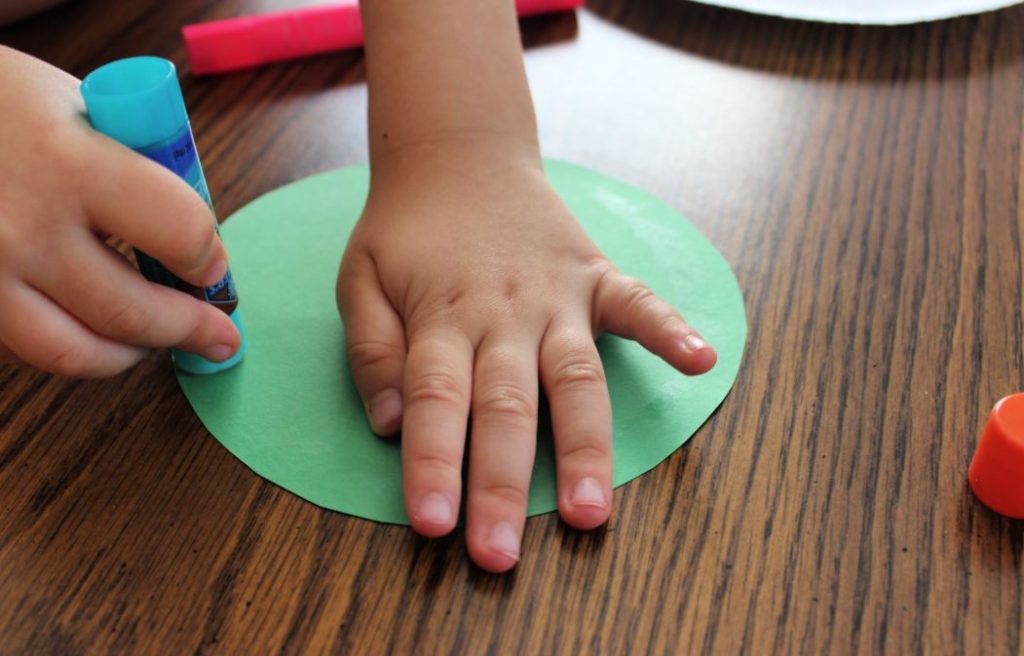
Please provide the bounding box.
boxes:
[683,334,709,352]
[203,344,235,362]
[417,492,453,526]
[571,477,607,509]
[203,258,228,286]
[485,522,521,561]
[369,388,402,433]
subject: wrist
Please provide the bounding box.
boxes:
[368,129,542,189]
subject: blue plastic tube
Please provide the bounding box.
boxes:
[81,57,245,374]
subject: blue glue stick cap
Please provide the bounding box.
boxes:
[81,57,188,149]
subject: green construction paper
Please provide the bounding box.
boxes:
[177,160,747,524]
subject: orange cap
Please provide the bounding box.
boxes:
[969,393,1024,519]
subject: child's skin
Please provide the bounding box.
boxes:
[0,0,717,573]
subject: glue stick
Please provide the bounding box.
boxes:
[81,57,246,374]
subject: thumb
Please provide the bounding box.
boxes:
[337,253,407,436]
[594,268,717,375]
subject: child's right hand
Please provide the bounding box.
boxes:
[0,47,241,377]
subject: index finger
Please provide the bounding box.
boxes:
[78,132,228,288]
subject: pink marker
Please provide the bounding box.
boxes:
[183,0,585,76]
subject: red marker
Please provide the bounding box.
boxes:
[969,393,1024,519]
[183,0,585,76]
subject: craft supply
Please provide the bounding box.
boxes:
[969,393,1024,519]
[81,57,246,374]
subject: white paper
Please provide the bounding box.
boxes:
[688,0,1020,24]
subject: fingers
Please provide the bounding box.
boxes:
[31,228,240,359]
[465,337,539,573]
[594,270,717,375]
[337,255,407,436]
[0,340,23,366]
[401,328,473,538]
[540,319,614,530]
[0,280,146,378]
[79,132,229,288]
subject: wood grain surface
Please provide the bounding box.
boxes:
[2,0,1023,653]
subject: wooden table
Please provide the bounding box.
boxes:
[2,0,1023,652]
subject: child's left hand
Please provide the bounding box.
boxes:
[337,139,716,573]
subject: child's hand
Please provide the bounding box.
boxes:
[337,140,717,572]
[0,47,241,377]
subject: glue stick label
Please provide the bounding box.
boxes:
[138,125,213,207]
[135,126,238,315]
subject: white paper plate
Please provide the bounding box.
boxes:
[688,0,1020,24]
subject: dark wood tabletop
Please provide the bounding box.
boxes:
[2,0,1023,653]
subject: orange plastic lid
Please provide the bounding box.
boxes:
[969,393,1024,519]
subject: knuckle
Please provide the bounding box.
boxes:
[622,277,657,312]
[656,311,686,333]
[407,371,465,407]
[408,452,462,479]
[584,253,613,270]
[479,482,529,508]
[620,277,684,332]
[559,443,609,467]
[100,300,152,338]
[550,348,606,392]
[411,287,465,325]
[347,340,403,373]
[474,383,536,422]
[45,343,93,378]
[170,215,216,273]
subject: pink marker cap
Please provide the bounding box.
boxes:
[183,2,364,76]
[516,0,586,15]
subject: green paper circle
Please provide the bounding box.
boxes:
[177,160,746,524]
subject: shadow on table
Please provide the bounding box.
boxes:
[960,484,1024,571]
[585,0,1024,81]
